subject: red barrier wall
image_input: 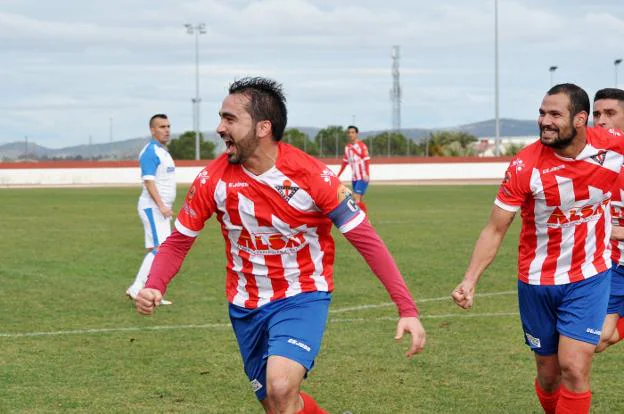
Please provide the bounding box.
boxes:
[0,156,514,169]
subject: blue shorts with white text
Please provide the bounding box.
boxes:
[518,271,610,355]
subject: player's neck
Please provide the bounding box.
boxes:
[244,141,279,175]
[553,132,587,159]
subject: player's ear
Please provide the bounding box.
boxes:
[574,111,588,128]
[256,120,272,139]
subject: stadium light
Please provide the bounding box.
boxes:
[615,59,622,88]
[494,0,500,156]
[549,66,558,86]
[185,23,207,160]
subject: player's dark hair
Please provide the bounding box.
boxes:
[229,77,287,141]
[149,114,168,128]
[547,83,590,124]
[347,125,359,133]
[594,88,624,103]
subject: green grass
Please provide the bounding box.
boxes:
[0,185,622,413]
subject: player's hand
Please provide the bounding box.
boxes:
[159,205,173,218]
[135,288,164,315]
[363,173,369,182]
[395,316,426,358]
[452,280,476,309]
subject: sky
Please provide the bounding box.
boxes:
[1,0,624,148]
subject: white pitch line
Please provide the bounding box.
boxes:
[329,290,515,314]
[0,322,232,338]
[0,290,516,339]
[331,312,519,324]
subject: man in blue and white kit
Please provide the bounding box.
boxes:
[126,114,176,304]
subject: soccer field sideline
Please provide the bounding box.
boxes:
[0,290,516,338]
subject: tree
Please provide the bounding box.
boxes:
[369,131,410,156]
[417,131,478,157]
[314,126,347,157]
[168,131,216,160]
[283,128,318,156]
[504,142,525,156]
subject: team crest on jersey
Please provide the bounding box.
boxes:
[188,185,196,201]
[275,180,300,202]
[590,151,607,166]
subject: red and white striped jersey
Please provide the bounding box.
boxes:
[609,128,624,265]
[495,127,624,285]
[343,140,370,181]
[610,170,624,265]
[175,143,365,309]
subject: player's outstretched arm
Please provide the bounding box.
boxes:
[452,205,515,309]
[339,215,426,356]
[133,229,196,316]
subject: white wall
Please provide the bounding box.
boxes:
[0,162,509,187]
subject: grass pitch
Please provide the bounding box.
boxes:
[1,185,622,413]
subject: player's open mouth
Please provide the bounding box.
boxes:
[224,138,236,154]
[541,128,558,137]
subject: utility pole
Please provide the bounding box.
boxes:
[185,23,207,160]
[109,117,114,159]
[549,66,558,86]
[390,45,401,157]
[494,0,501,156]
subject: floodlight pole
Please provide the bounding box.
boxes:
[549,66,558,86]
[494,0,500,156]
[615,59,622,88]
[185,23,206,160]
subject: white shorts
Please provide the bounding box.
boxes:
[138,206,172,249]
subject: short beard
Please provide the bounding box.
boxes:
[227,127,257,164]
[540,124,577,150]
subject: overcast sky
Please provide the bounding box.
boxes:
[2,0,624,148]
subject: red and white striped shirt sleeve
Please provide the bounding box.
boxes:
[175,168,218,238]
[495,156,530,212]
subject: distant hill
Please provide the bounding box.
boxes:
[0,119,539,161]
[453,118,538,138]
[0,132,224,161]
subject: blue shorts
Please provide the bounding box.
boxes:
[608,264,624,316]
[352,180,369,195]
[518,271,610,356]
[229,291,331,401]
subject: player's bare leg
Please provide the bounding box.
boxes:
[534,353,561,414]
[260,356,304,413]
[556,336,595,413]
[535,354,561,392]
[260,355,326,414]
[595,313,620,352]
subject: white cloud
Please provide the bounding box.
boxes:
[1,0,624,147]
